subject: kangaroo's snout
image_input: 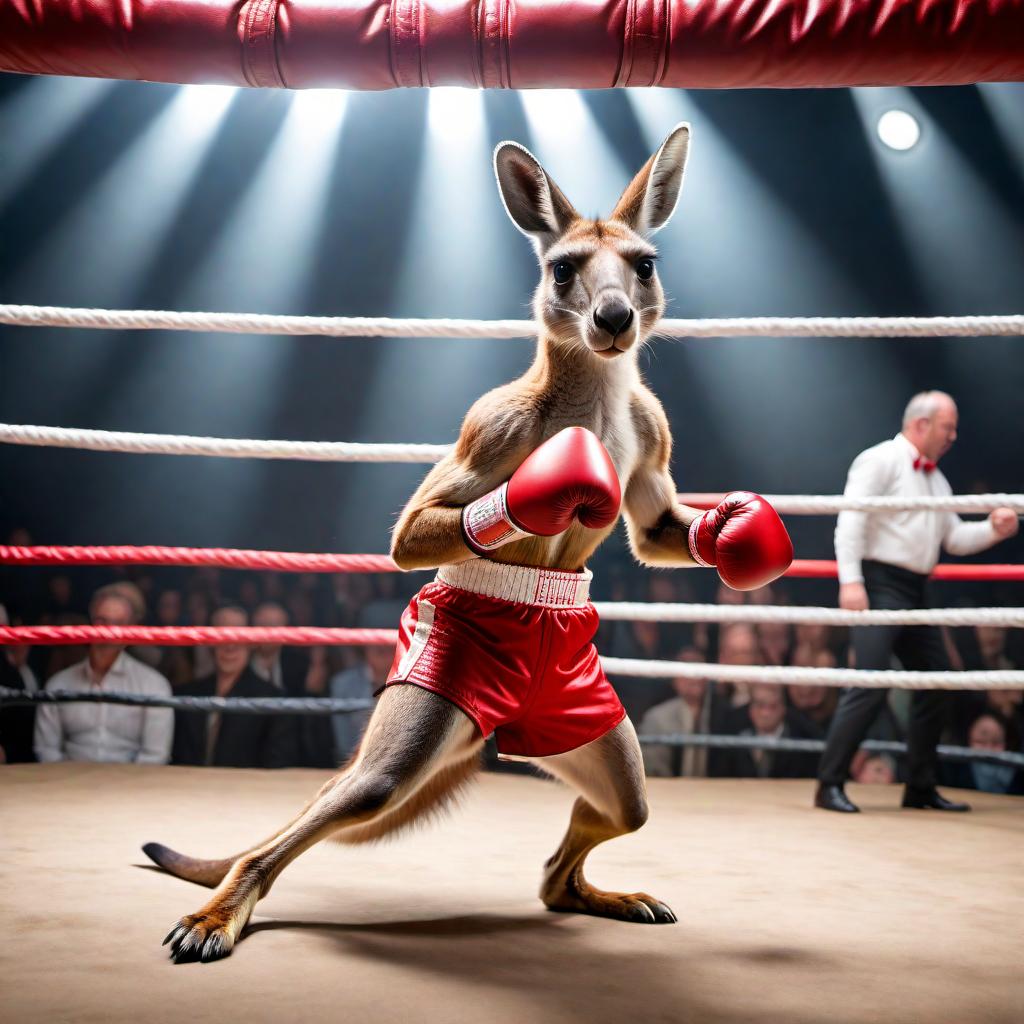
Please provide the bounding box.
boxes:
[594,300,634,338]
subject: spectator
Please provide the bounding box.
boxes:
[285,589,315,631]
[237,575,262,615]
[250,602,291,690]
[982,689,1024,748]
[975,625,1016,670]
[645,575,695,656]
[638,648,710,777]
[941,713,1024,795]
[792,622,837,668]
[247,601,333,763]
[787,677,839,740]
[716,683,818,779]
[148,588,193,689]
[701,581,747,663]
[332,573,373,626]
[851,752,897,785]
[156,589,183,627]
[33,583,173,764]
[185,588,215,680]
[42,574,77,621]
[288,644,337,767]
[329,645,390,763]
[756,620,793,667]
[41,611,90,680]
[172,606,296,768]
[360,573,411,630]
[261,572,286,604]
[713,623,763,721]
[0,604,38,763]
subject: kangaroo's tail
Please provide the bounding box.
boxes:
[141,843,241,888]
[142,752,481,885]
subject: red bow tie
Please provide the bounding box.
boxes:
[913,456,936,474]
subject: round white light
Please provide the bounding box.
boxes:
[877,109,920,151]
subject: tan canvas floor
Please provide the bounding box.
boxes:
[1,764,1022,1024]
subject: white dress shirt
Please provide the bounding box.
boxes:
[834,432,998,584]
[4,652,38,693]
[33,652,174,764]
[250,653,284,690]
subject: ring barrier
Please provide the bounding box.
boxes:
[638,733,1024,769]
[3,686,1019,769]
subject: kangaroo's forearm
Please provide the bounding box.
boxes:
[633,504,702,567]
[391,505,476,570]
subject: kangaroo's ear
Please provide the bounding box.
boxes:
[493,141,579,257]
[610,122,690,236]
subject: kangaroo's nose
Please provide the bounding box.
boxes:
[594,301,634,338]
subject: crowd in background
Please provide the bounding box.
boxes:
[1,523,1022,795]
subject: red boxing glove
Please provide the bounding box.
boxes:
[688,491,793,591]
[462,427,621,554]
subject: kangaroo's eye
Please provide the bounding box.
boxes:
[636,258,655,282]
[552,261,575,286]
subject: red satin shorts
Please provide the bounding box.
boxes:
[383,561,625,758]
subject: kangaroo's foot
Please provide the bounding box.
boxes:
[156,686,482,963]
[542,868,676,924]
[163,889,259,963]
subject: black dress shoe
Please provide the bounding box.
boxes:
[901,787,971,812]
[814,783,860,813]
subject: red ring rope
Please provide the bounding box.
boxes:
[0,625,399,646]
[0,546,395,573]
[786,560,1024,581]
[1,546,1021,581]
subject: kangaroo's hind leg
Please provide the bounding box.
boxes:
[157,684,482,963]
[532,716,676,924]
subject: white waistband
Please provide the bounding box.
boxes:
[436,560,592,608]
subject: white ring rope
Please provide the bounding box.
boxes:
[593,603,1024,627]
[736,495,1024,514]
[601,657,1024,690]
[0,424,451,463]
[1,304,1023,339]
[1,423,1022,516]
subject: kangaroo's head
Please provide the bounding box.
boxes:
[493,123,690,361]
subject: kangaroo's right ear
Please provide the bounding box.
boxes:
[493,142,579,257]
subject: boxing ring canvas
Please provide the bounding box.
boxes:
[2,764,1021,1024]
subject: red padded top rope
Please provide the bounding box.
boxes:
[1,0,1022,89]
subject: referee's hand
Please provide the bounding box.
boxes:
[990,507,1020,539]
[839,582,869,611]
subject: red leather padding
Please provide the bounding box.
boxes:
[0,0,1022,89]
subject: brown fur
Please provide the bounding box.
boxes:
[147,123,693,962]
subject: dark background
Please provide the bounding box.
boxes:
[1,76,1021,608]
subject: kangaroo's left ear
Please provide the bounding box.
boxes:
[610,122,690,236]
[493,140,580,258]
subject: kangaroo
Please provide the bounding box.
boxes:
[146,122,758,963]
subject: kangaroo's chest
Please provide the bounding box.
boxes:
[493,384,643,571]
[539,394,641,485]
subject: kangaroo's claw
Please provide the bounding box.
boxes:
[544,882,677,925]
[164,910,245,964]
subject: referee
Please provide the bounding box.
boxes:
[815,391,1019,813]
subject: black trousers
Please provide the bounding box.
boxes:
[818,560,950,789]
